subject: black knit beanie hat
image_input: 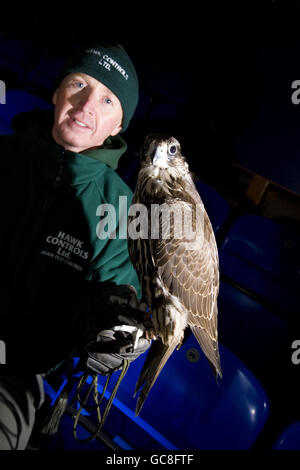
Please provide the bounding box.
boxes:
[56,44,139,132]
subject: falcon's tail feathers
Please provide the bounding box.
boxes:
[191,325,222,381]
[134,338,178,416]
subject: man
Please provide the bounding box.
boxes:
[0,43,150,449]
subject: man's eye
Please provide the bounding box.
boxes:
[74,81,85,89]
[104,97,112,105]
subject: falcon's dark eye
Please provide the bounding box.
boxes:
[168,144,177,156]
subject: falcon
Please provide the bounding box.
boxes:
[128,134,222,416]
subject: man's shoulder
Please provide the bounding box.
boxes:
[94,162,133,201]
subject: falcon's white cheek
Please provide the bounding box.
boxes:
[152,144,169,169]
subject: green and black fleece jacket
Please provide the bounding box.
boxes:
[0,109,140,373]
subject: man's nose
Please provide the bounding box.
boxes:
[77,89,97,114]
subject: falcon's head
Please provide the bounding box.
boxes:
[137,134,191,199]
[140,134,188,175]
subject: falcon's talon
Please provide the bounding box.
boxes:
[146,329,157,341]
[112,322,146,350]
[133,323,145,349]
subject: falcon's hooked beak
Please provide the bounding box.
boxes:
[152,144,169,169]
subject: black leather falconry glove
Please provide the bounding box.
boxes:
[71,282,151,375]
[85,289,151,375]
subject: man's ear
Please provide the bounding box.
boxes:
[110,122,123,137]
[52,89,59,106]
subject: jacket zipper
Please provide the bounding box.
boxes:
[55,152,64,184]
[42,151,64,210]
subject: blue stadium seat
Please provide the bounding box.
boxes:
[25,54,65,92]
[0,89,53,134]
[219,214,300,316]
[272,422,300,450]
[0,38,43,86]
[217,280,292,381]
[195,180,230,235]
[46,335,270,450]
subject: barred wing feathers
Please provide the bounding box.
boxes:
[154,195,222,379]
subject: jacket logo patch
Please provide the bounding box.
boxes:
[40,230,90,272]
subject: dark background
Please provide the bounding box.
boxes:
[2,1,300,201]
[0,0,299,451]
[0,1,271,175]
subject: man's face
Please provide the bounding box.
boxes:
[52,72,123,153]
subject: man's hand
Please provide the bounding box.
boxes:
[86,326,150,376]
[71,282,151,376]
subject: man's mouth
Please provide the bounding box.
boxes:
[70,117,90,129]
[70,116,91,129]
